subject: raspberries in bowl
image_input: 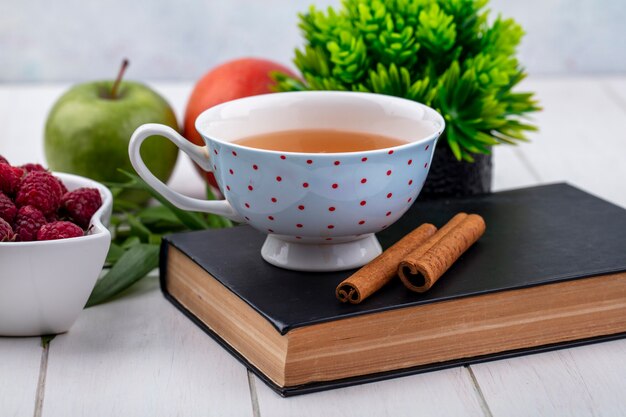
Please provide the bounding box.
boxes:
[0,156,112,336]
[0,161,104,242]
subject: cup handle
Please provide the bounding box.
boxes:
[128,123,243,222]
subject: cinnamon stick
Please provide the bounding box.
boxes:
[336,223,437,304]
[398,213,486,293]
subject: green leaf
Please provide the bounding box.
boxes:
[86,244,160,308]
[105,242,125,265]
[275,0,540,162]
[121,235,141,249]
[447,128,463,160]
[112,198,142,212]
[126,213,153,242]
[136,205,182,226]
[117,170,209,230]
[219,216,234,228]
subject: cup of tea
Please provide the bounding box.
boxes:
[129,92,444,271]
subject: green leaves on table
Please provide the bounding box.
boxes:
[87,170,232,308]
[86,243,160,308]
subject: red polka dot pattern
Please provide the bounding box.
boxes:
[215,140,434,239]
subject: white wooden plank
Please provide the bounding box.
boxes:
[0,85,47,417]
[492,145,541,191]
[469,76,626,417]
[509,77,626,207]
[603,76,626,109]
[42,275,252,417]
[0,339,42,417]
[471,339,626,417]
[254,367,487,417]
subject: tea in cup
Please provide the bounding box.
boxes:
[129,91,444,271]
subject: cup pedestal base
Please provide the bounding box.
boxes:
[261,234,382,272]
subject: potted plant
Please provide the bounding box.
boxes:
[274,0,540,197]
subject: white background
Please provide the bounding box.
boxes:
[1,0,625,82]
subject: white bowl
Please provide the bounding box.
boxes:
[0,172,112,336]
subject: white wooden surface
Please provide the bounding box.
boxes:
[42,275,252,417]
[0,77,625,416]
[253,367,487,417]
[471,339,626,417]
[0,339,42,417]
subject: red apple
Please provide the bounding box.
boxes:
[183,58,297,187]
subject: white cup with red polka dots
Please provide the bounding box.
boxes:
[129,91,444,272]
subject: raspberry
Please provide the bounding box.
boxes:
[61,187,102,229]
[45,211,59,223]
[0,192,17,223]
[0,217,15,242]
[14,205,46,242]
[37,221,83,241]
[19,164,67,194]
[0,155,8,165]
[21,163,47,173]
[15,171,63,215]
[0,164,24,196]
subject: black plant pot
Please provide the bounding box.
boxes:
[420,144,493,198]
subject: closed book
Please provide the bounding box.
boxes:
[159,183,626,396]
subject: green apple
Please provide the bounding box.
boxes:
[44,63,178,204]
